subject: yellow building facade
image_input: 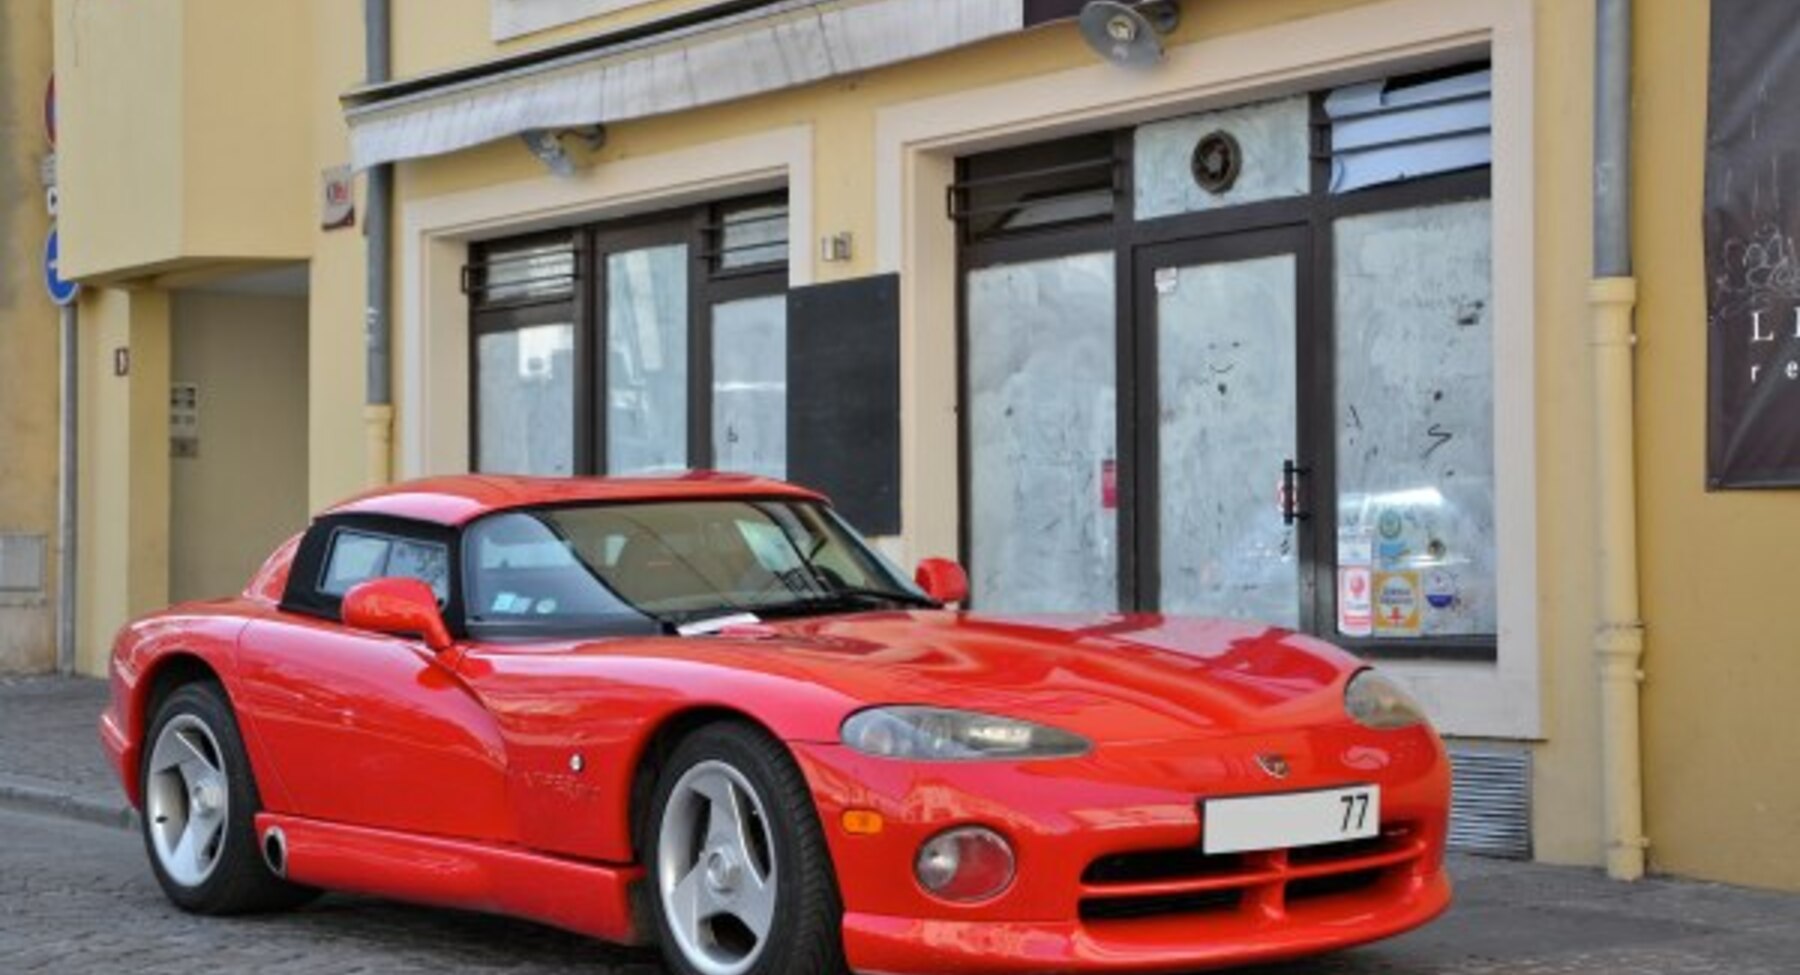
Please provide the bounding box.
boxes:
[0,0,61,675]
[45,0,1800,892]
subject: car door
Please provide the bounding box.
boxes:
[232,515,515,842]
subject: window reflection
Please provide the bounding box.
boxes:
[712,295,788,479]
[476,323,575,476]
[606,245,690,474]
[967,252,1118,613]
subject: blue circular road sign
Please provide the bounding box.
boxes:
[44,225,78,306]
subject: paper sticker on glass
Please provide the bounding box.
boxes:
[1334,199,1495,638]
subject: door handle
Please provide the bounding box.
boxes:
[1281,459,1311,526]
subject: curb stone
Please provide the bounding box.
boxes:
[0,772,137,831]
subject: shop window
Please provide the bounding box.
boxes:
[468,194,791,481]
[954,63,1495,658]
[477,322,577,475]
[468,234,581,477]
[966,252,1118,613]
[712,294,788,480]
[605,244,691,474]
[1334,199,1495,639]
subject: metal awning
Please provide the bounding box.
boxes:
[343,0,1025,170]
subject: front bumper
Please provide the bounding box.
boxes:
[791,723,1450,974]
[843,869,1449,973]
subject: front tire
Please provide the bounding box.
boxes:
[140,681,316,914]
[647,722,846,975]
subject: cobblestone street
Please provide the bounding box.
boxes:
[7,817,1800,975]
[2,678,1798,973]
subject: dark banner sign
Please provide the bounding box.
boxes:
[1023,0,1086,27]
[1706,0,1800,487]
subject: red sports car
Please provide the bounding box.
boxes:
[101,474,1449,974]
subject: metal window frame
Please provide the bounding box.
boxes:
[464,230,580,310]
[954,93,1496,663]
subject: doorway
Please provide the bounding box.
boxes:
[962,225,1315,625]
[1134,227,1314,630]
[168,265,310,603]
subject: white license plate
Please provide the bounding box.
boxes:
[1203,785,1380,854]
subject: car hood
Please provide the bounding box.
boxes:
[564,612,1362,743]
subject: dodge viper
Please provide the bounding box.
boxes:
[100,473,1450,974]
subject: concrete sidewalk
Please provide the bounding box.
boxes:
[0,676,133,829]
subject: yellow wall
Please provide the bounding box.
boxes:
[169,291,310,603]
[53,0,312,281]
[0,0,60,673]
[1526,0,1605,867]
[1634,0,1800,891]
[306,0,374,510]
[53,0,183,279]
[74,288,169,676]
[179,0,313,265]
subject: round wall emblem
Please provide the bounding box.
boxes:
[1191,130,1243,195]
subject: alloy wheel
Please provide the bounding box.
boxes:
[145,713,230,888]
[655,760,780,975]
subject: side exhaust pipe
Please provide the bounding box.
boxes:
[262,826,288,878]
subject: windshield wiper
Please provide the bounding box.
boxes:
[781,587,940,613]
[836,586,940,608]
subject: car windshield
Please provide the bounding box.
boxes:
[463,499,932,634]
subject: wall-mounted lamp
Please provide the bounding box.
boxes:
[1078,1,1180,70]
[520,124,607,177]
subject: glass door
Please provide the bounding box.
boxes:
[1136,228,1314,627]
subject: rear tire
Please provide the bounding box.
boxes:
[646,722,847,975]
[140,681,317,915]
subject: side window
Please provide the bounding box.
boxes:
[319,529,451,602]
[320,533,388,595]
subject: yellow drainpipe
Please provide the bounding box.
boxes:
[1590,277,1648,880]
[365,404,395,488]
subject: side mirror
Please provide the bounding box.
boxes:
[342,578,453,652]
[914,558,969,606]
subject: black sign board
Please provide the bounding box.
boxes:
[787,274,902,535]
[1706,0,1800,487]
[1023,0,1087,26]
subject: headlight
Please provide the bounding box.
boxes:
[842,706,1091,760]
[1344,669,1428,730]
